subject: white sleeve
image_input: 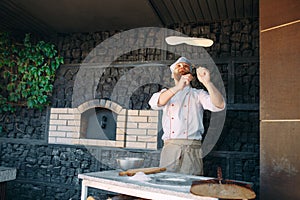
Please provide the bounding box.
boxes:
[198,89,226,112]
[148,89,167,110]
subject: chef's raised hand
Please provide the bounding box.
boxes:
[196,67,225,109]
[196,67,211,85]
[156,73,193,106]
[176,73,193,90]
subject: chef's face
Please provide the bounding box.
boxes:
[173,62,191,76]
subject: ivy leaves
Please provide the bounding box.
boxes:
[0,33,64,112]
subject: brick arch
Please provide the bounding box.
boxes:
[77,99,124,115]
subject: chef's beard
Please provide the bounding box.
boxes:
[181,71,191,75]
[173,72,194,83]
[177,68,191,75]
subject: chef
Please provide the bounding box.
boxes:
[148,57,225,175]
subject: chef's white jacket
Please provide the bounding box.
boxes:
[148,86,225,140]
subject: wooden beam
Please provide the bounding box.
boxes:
[207,0,220,20]
[217,0,229,19]
[225,0,236,19]
[199,0,212,20]
[235,0,244,18]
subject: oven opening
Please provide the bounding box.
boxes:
[80,107,117,140]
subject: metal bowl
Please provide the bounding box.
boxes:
[116,157,144,170]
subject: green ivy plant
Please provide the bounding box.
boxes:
[0,33,64,112]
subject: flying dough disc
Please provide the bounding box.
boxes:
[165,36,213,47]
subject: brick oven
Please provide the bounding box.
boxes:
[48,99,159,150]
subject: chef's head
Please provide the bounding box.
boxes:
[170,57,192,77]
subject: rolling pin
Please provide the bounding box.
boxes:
[119,167,166,176]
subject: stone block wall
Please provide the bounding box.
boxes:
[0,142,160,200]
[56,19,259,64]
[0,108,47,139]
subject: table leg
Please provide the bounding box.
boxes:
[0,182,7,200]
[81,180,88,200]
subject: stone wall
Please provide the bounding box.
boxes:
[0,143,160,199]
[0,18,260,199]
[0,109,47,140]
[57,19,259,64]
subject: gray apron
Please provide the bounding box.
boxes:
[159,139,203,176]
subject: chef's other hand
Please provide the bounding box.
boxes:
[196,67,211,84]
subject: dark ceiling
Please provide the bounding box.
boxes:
[0,0,259,35]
